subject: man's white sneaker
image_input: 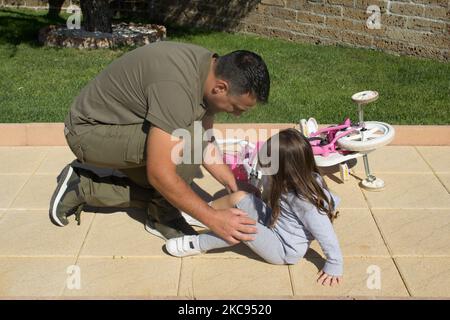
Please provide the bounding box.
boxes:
[165,235,204,257]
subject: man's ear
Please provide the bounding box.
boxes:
[213,79,229,95]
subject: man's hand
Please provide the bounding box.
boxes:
[316,270,342,287]
[207,208,257,245]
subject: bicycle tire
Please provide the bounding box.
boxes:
[337,121,395,152]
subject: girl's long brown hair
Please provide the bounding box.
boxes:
[260,128,338,227]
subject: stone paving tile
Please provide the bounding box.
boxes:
[308,209,389,258]
[35,147,76,174]
[1,145,449,298]
[395,257,450,297]
[0,257,75,297]
[359,173,450,209]
[0,175,30,209]
[290,257,408,297]
[10,174,57,209]
[322,175,369,209]
[178,257,293,298]
[416,146,450,173]
[373,209,450,256]
[62,257,180,297]
[352,147,432,174]
[79,211,167,257]
[0,211,94,257]
[192,167,226,201]
[0,147,48,174]
[436,173,450,193]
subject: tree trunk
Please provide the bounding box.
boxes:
[47,0,66,19]
[80,0,113,33]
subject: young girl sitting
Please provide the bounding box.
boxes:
[166,128,343,286]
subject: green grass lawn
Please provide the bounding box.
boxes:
[0,8,449,125]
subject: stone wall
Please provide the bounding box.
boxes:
[1,0,448,61]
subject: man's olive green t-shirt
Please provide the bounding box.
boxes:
[65,41,214,135]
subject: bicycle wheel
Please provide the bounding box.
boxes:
[337,121,395,152]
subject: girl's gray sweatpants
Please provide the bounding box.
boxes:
[198,194,287,265]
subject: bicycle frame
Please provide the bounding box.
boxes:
[307,118,360,157]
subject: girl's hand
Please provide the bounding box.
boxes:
[316,270,342,286]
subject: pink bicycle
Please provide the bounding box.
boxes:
[215,91,395,191]
[300,90,395,190]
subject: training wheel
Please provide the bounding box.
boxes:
[300,118,318,137]
[361,177,385,191]
[352,90,379,105]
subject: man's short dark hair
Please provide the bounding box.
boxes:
[214,50,270,103]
